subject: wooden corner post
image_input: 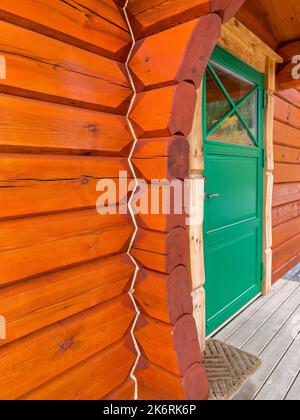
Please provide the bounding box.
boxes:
[262,58,276,295]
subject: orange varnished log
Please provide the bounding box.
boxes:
[276,89,300,109]
[0,153,130,181]
[0,295,135,400]
[130,82,197,138]
[0,177,132,219]
[134,267,192,324]
[104,378,135,400]
[273,201,300,227]
[277,41,300,90]
[273,233,300,273]
[277,63,300,91]
[274,163,300,183]
[22,336,136,400]
[0,0,131,61]
[274,144,300,164]
[127,0,245,39]
[274,120,300,149]
[0,253,134,346]
[273,216,300,249]
[0,20,132,114]
[135,357,209,400]
[274,96,300,129]
[132,137,189,180]
[132,228,188,274]
[127,0,210,39]
[133,179,186,232]
[273,254,300,283]
[129,14,221,91]
[273,182,300,207]
[0,94,133,156]
[136,213,185,233]
[0,213,134,287]
[135,314,202,376]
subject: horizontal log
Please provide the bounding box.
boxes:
[273,254,300,283]
[103,378,135,400]
[130,82,197,138]
[135,213,185,233]
[274,163,300,183]
[273,182,300,207]
[277,63,300,91]
[22,336,136,400]
[129,15,221,91]
[127,0,210,39]
[0,209,132,252]
[0,295,135,400]
[0,214,134,287]
[0,20,132,114]
[132,179,186,232]
[134,267,192,324]
[0,153,130,181]
[272,200,300,227]
[135,357,209,400]
[132,228,188,273]
[0,0,131,61]
[0,177,132,219]
[0,94,132,156]
[135,314,202,376]
[273,215,300,248]
[274,120,300,149]
[277,40,300,63]
[132,137,189,179]
[127,0,245,39]
[274,144,300,164]
[0,253,134,346]
[273,232,300,273]
[276,89,300,108]
[274,96,300,129]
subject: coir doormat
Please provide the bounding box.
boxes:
[203,339,261,400]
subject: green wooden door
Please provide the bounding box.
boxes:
[203,47,265,335]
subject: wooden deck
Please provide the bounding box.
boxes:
[213,278,300,400]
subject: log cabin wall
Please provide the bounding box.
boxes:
[272,89,300,282]
[0,0,138,400]
[127,0,247,400]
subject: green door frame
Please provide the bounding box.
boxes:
[202,46,265,335]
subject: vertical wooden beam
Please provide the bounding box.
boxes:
[263,57,276,295]
[188,85,206,351]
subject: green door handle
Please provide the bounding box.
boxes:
[205,193,220,199]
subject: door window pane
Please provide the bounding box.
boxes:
[207,113,254,146]
[210,62,255,105]
[206,68,232,131]
[238,91,258,138]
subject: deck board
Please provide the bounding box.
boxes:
[214,279,286,341]
[285,372,300,400]
[213,279,300,400]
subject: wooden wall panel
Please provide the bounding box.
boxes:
[0,20,132,114]
[0,94,132,156]
[0,1,137,401]
[272,89,300,281]
[0,0,131,61]
[0,296,134,400]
